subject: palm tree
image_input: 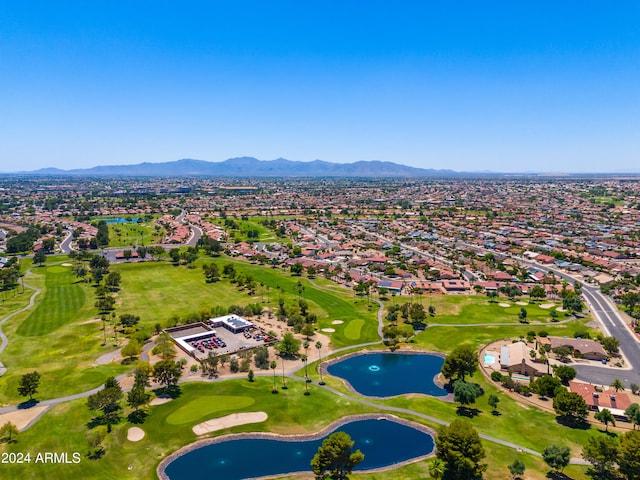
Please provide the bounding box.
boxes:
[270,361,278,393]
[315,341,325,385]
[429,458,445,480]
[611,379,625,392]
[301,354,309,382]
[281,355,287,389]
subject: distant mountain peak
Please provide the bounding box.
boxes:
[11,157,460,177]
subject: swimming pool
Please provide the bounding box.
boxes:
[483,353,496,364]
[326,352,447,398]
[161,417,435,480]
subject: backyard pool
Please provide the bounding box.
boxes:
[483,353,496,364]
[161,417,435,480]
[326,352,447,397]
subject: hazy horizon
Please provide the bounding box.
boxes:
[2,2,639,173]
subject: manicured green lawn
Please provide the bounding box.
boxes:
[108,221,165,248]
[391,294,566,325]
[16,266,85,336]
[115,257,379,347]
[0,260,129,404]
[165,395,255,425]
[0,377,375,480]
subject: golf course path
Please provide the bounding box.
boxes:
[0,270,41,376]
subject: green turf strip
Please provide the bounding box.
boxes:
[16,269,85,337]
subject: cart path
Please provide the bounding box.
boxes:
[0,270,41,376]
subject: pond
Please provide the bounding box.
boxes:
[162,417,434,480]
[105,217,139,224]
[326,352,448,397]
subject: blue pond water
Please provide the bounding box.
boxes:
[163,418,434,480]
[105,217,139,224]
[327,352,447,397]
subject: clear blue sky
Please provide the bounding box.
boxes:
[1,1,639,173]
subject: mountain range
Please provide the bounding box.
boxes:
[18,157,460,177]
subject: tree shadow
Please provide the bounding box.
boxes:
[546,472,574,480]
[17,399,38,409]
[456,406,481,418]
[127,410,148,424]
[86,416,106,430]
[153,385,182,399]
[87,447,105,460]
[491,410,502,416]
[121,357,138,365]
[555,415,591,430]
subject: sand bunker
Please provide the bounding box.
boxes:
[0,405,49,431]
[331,320,344,325]
[498,303,511,308]
[516,301,528,306]
[192,412,268,435]
[540,303,555,309]
[61,263,73,267]
[127,427,145,442]
[321,328,335,333]
[150,396,173,406]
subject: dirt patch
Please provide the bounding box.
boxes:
[80,318,102,325]
[127,427,145,441]
[192,412,268,435]
[0,405,49,431]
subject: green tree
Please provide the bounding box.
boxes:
[310,431,364,480]
[532,374,562,398]
[153,360,183,390]
[618,430,640,480]
[542,444,570,473]
[601,336,620,356]
[290,262,303,275]
[553,390,588,423]
[270,360,278,393]
[316,341,325,385]
[625,403,640,429]
[86,377,123,432]
[121,339,142,361]
[581,435,619,479]
[441,344,478,384]
[554,365,577,384]
[154,332,176,360]
[487,394,500,414]
[202,263,220,283]
[594,408,616,432]
[508,458,525,479]
[276,332,301,357]
[428,458,445,480]
[453,380,483,411]
[435,419,486,479]
[0,421,18,443]
[33,250,47,266]
[17,371,41,401]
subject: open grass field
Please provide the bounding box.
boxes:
[0,260,129,404]
[16,266,85,336]
[390,294,567,325]
[212,217,279,243]
[0,377,375,480]
[114,257,379,347]
[108,221,165,248]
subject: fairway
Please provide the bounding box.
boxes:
[16,268,85,336]
[166,395,255,425]
[108,221,165,247]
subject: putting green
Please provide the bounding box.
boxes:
[344,319,364,340]
[165,395,255,425]
[46,266,67,273]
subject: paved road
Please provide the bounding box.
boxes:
[514,259,640,387]
[59,229,74,254]
[184,224,203,247]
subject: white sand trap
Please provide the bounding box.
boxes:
[61,263,73,267]
[321,328,335,333]
[193,412,268,435]
[516,301,528,306]
[557,307,566,312]
[331,320,344,325]
[0,405,49,431]
[540,303,555,309]
[127,427,145,442]
[498,303,511,308]
[150,396,173,406]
